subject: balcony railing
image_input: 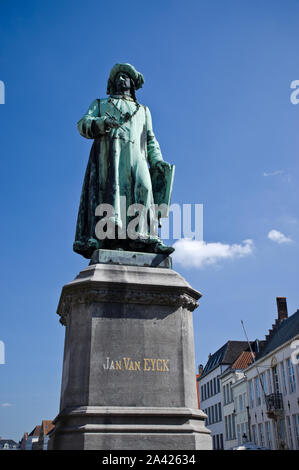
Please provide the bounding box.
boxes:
[265,393,284,417]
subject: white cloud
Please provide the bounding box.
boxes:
[267,229,292,244]
[1,403,12,407]
[263,170,284,177]
[172,238,254,269]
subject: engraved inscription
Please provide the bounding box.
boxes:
[103,357,169,372]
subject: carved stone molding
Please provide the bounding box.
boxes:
[58,285,199,325]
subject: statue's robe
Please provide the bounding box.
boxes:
[74,96,164,258]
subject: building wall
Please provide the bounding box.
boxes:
[221,370,246,449]
[198,365,228,449]
[232,376,250,446]
[25,436,39,450]
[245,336,299,450]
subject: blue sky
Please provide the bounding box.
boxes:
[0,0,299,441]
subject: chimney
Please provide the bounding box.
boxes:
[276,297,288,323]
[198,364,203,375]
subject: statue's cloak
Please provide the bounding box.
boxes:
[74,96,163,258]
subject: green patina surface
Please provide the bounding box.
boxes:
[73,63,174,259]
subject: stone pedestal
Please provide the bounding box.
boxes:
[49,251,211,450]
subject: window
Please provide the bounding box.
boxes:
[225,414,235,441]
[265,421,272,449]
[255,377,261,406]
[280,362,288,396]
[252,425,257,445]
[239,394,244,411]
[232,414,236,439]
[261,372,267,402]
[229,382,233,403]
[217,376,220,393]
[279,419,286,445]
[287,358,296,393]
[228,415,233,440]
[293,414,299,450]
[214,404,218,423]
[267,370,273,394]
[286,415,293,450]
[223,385,227,405]
[258,423,265,447]
[220,433,224,449]
[225,416,228,440]
[213,377,216,396]
[237,424,241,445]
[218,402,222,421]
[249,380,254,408]
[272,366,280,394]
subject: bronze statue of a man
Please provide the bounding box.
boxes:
[73,63,174,259]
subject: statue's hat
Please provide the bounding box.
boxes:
[107,63,144,94]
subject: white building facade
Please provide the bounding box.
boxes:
[199,364,224,450]
[198,341,250,450]
[232,374,250,447]
[220,350,254,449]
[245,301,299,450]
[221,369,249,449]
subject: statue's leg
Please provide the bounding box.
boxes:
[133,162,156,238]
[131,162,174,255]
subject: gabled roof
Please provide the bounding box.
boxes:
[41,420,54,436]
[232,351,254,369]
[0,439,18,446]
[201,341,250,377]
[28,425,41,437]
[255,309,299,362]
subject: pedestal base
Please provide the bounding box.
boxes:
[49,252,211,450]
[49,406,211,450]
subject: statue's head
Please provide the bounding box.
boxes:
[114,72,131,95]
[107,63,144,99]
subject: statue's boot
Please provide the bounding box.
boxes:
[152,239,175,255]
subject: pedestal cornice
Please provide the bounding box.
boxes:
[58,264,201,325]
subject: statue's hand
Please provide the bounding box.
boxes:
[156,161,171,173]
[104,116,120,129]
